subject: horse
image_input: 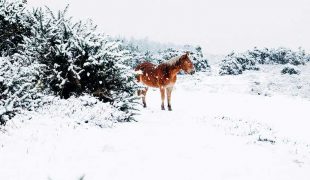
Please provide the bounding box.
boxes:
[135,52,195,111]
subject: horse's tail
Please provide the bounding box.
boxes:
[134,65,143,83]
[136,73,142,83]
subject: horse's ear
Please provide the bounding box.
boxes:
[185,51,190,56]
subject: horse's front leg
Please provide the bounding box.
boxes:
[166,87,173,111]
[160,87,165,110]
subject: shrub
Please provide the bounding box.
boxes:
[121,41,210,72]
[219,52,259,75]
[0,0,31,56]
[281,66,300,75]
[22,6,138,121]
[0,56,43,125]
[268,47,305,65]
[219,47,309,75]
[36,95,128,127]
[190,46,210,72]
[1,2,139,125]
[0,0,43,125]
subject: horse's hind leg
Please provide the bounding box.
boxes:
[142,88,148,108]
[166,87,173,111]
[160,87,165,110]
[138,87,148,108]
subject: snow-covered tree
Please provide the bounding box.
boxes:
[1,1,138,124]
[219,52,258,75]
[120,42,147,68]
[121,39,210,72]
[156,47,210,71]
[247,47,270,64]
[22,6,138,121]
[267,47,304,65]
[0,55,42,125]
[0,0,42,125]
[219,47,309,75]
[190,46,210,72]
[0,0,31,56]
[281,65,300,75]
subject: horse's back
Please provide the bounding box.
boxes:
[135,62,160,87]
[135,62,156,72]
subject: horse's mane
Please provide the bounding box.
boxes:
[163,55,182,66]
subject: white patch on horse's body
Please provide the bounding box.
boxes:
[164,55,182,66]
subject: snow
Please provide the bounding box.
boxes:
[1,64,310,180]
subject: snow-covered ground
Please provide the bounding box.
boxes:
[1,64,310,180]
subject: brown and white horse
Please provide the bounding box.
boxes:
[135,52,195,111]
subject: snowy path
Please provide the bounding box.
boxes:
[1,76,310,180]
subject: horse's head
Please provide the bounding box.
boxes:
[179,52,195,75]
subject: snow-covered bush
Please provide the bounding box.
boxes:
[0,56,43,125]
[190,46,210,72]
[281,65,300,75]
[219,47,309,75]
[121,43,141,67]
[121,40,210,72]
[155,47,210,72]
[0,0,44,125]
[268,47,306,65]
[22,7,138,121]
[219,52,259,75]
[0,0,31,56]
[1,1,138,125]
[35,95,128,127]
[157,47,209,71]
[248,47,307,65]
[247,47,271,64]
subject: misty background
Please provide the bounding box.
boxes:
[27,0,310,55]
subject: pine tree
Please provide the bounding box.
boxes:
[190,46,210,71]
[0,55,42,125]
[1,1,139,124]
[22,6,138,121]
[0,0,31,56]
[0,0,42,125]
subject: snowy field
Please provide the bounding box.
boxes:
[1,64,310,180]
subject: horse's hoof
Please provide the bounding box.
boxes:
[168,108,172,111]
[143,104,147,108]
[161,106,165,110]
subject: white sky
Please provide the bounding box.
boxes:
[27,0,310,54]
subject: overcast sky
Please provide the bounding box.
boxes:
[28,0,310,54]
